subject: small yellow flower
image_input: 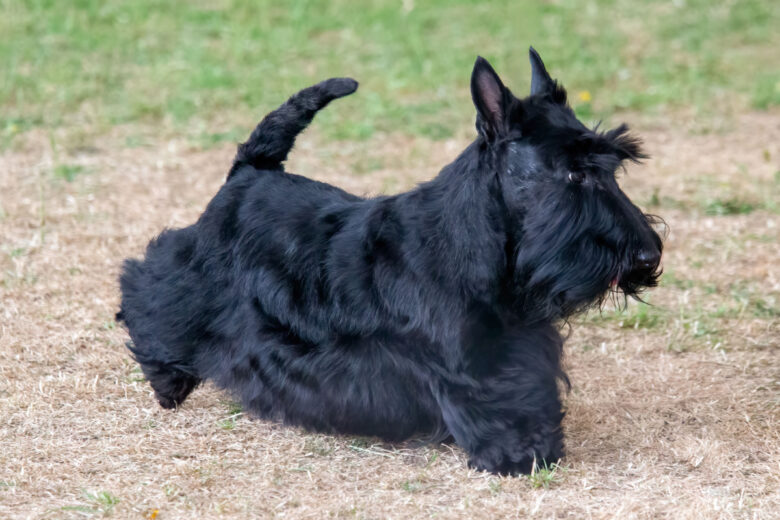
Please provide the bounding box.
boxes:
[577,90,592,102]
[147,509,159,520]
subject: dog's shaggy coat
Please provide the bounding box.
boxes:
[118,48,662,475]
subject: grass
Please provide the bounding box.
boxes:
[217,416,239,430]
[2,109,779,518]
[704,197,757,216]
[53,164,87,182]
[126,365,145,383]
[217,401,243,429]
[400,479,425,493]
[1,2,779,518]
[61,490,120,517]
[647,191,780,217]
[1,0,778,147]
[225,400,243,416]
[528,461,566,490]
[303,436,334,457]
[585,278,780,352]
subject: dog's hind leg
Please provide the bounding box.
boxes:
[229,77,359,176]
[127,341,201,409]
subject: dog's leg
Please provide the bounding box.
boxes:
[438,377,564,475]
[127,341,201,409]
[436,326,567,475]
[144,363,200,410]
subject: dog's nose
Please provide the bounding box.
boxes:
[634,249,661,271]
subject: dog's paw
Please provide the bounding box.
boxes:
[154,392,178,410]
[466,425,564,476]
[468,444,562,476]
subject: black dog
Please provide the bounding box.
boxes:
[118,48,662,475]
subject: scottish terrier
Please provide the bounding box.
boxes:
[117,48,662,475]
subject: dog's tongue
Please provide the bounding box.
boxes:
[610,278,619,288]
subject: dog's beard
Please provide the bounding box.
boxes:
[513,244,617,320]
[511,198,663,320]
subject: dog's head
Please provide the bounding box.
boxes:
[470,49,663,318]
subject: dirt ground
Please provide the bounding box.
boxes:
[1,111,778,519]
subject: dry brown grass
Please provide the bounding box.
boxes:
[1,112,778,519]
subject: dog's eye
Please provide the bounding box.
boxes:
[568,171,585,184]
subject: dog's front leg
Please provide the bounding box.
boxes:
[435,330,566,475]
[437,375,564,475]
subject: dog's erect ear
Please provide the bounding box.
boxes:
[471,56,510,140]
[529,47,555,96]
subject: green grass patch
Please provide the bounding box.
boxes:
[1,0,778,145]
[125,365,145,384]
[703,197,757,216]
[645,188,691,211]
[752,74,780,109]
[587,278,778,352]
[617,301,664,329]
[587,297,722,352]
[226,401,243,416]
[660,271,696,290]
[348,437,373,449]
[589,300,667,330]
[648,179,780,216]
[195,127,247,149]
[720,283,779,319]
[61,490,120,516]
[401,479,425,493]
[218,401,243,430]
[217,417,237,430]
[53,164,87,182]
[303,436,333,457]
[528,461,565,489]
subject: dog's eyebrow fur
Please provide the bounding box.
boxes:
[603,124,647,162]
[567,124,646,169]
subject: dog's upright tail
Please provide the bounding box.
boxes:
[229,77,359,178]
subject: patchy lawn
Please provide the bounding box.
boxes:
[1,1,779,517]
[1,108,778,518]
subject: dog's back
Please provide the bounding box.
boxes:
[118,167,445,437]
